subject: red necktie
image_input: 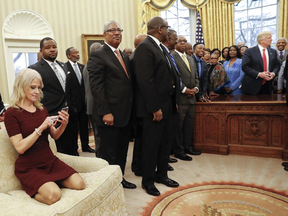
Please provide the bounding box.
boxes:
[262,48,267,85]
[115,50,129,78]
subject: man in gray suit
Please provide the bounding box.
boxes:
[82,42,102,157]
[172,36,200,158]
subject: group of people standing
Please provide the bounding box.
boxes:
[1,15,288,205]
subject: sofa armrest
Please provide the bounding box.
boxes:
[55,153,109,173]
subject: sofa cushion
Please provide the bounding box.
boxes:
[0,193,57,216]
[0,127,22,193]
[8,165,125,215]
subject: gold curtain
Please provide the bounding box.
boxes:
[198,0,236,50]
[279,0,288,40]
[137,0,176,34]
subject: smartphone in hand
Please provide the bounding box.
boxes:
[53,106,69,127]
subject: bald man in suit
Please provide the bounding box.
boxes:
[172,35,200,159]
[133,17,179,196]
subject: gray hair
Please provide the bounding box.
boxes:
[90,42,102,52]
[103,20,121,32]
[277,37,287,43]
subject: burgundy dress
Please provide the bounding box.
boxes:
[4,106,77,197]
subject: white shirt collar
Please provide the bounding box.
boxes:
[105,42,119,54]
[148,35,161,48]
[174,49,185,57]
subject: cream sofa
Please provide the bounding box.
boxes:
[0,124,127,216]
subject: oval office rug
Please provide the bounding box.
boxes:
[142,182,288,216]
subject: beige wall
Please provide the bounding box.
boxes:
[0,0,138,102]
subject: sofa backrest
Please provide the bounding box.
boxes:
[0,127,22,193]
[0,125,58,193]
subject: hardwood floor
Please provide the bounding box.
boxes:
[80,141,288,216]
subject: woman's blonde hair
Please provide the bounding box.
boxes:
[10,68,44,110]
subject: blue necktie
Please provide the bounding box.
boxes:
[169,52,183,89]
[197,59,202,78]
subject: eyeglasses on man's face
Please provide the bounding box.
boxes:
[160,25,171,30]
[177,39,187,43]
[105,28,123,33]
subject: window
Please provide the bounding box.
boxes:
[161,0,195,43]
[234,0,278,47]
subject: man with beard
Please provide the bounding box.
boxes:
[29,37,79,156]
[65,47,94,153]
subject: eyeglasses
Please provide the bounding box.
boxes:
[177,40,187,43]
[160,25,171,29]
[105,28,123,33]
[210,57,218,60]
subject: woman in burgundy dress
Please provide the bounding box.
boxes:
[4,68,85,205]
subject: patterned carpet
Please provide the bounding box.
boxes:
[142,182,288,216]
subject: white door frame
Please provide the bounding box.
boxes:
[4,39,40,95]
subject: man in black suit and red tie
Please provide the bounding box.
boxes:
[65,47,94,153]
[133,16,179,196]
[241,31,280,95]
[87,20,136,189]
[29,37,79,156]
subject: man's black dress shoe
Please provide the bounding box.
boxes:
[168,157,178,163]
[142,184,160,196]
[174,153,192,161]
[185,149,201,155]
[167,164,174,171]
[284,167,288,172]
[134,171,142,177]
[121,179,136,189]
[282,162,288,167]
[82,146,96,153]
[155,177,179,188]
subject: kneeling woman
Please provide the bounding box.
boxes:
[4,68,85,205]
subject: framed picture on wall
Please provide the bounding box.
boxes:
[81,34,104,64]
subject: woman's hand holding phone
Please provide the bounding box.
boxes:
[53,107,69,127]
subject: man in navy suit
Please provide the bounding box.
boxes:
[29,37,79,156]
[87,20,136,189]
[133,17,179,196]
[241,31,280,95]
[65,47,94,153]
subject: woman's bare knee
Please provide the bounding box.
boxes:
[37,182,62,205]
[46,188,61,205]
[61,173,85,190]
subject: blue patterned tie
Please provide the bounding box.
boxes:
[169,52,183,89]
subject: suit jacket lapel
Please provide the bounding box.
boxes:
[40,59,63,90]
[176,52,191,73]
[104,44,130,80]
[254,46,264,70]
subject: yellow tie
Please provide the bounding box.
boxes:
[182,54,191,71]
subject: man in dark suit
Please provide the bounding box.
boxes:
[276,37,288,94]
[241,31,280,95]
[65,47,94,153]
[172,35,200,159]
[192,43,209,102]
[133,16,179,196]
[29,37,79,156]
[83,42,102,157]
[87,20,136,189]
